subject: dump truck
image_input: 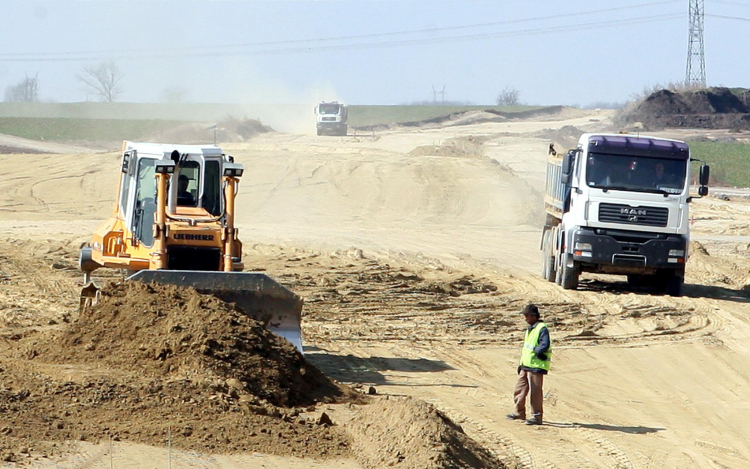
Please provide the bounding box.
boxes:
[79,141,303,351]
[542,133,710,296]
[315,101,348,136]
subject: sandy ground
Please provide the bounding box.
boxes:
[2,109,750,468]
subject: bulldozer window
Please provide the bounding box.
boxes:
[203,160,222,216]
[177,161,200,207]
[119,172,131,214]
[133,158,157,247]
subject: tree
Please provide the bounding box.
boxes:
[78,61,124,102]
[496,86,520,106]
[4,73,39,102]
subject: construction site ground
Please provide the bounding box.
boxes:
[1,108,750,468]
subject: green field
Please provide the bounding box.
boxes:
[689,141,750,187]
[0,103,549,141]
[0,117,186,142]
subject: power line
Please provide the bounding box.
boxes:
[706,13,750,21]
[0,13,684,63]
[0,0,682,60]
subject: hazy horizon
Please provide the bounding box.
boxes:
[1,0,748,107]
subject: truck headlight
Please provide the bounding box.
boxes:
[668,249,685,257]
[575,242,592,250]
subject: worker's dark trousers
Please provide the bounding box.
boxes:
[513,369,544,421]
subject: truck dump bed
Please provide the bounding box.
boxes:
[544,149,566,218]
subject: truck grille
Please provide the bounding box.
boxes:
[598,203,668,227]
[322,117,337,121]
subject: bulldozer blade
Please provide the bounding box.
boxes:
[127,270,304,352]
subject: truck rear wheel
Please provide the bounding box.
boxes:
[541,230,556,282]
[556,253,579,290]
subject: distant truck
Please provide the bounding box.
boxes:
[315,101,348,136]
[542,133,710,296]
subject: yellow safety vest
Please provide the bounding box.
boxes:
[520,321,552,371]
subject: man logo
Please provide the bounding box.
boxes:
[621,208,647,216]
[628,215,638,222]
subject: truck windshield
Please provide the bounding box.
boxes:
[318,104,340,114]
[585,152,687,194]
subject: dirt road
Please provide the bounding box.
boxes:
[1,109,750,468]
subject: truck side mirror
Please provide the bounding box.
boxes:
[698,186,708,196]
[561,151,574,184]
[699,164,710,186]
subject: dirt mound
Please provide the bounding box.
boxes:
[534,125,584,150]
[621,87,750,130]
[152,117,273,144]
[40,282,346,407]
[355,106,566,131]
[346,397,505,469]
[0,282,359,463]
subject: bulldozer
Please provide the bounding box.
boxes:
[79,141,303,351]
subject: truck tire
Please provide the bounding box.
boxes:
[663,271,684,296]
[654,269,683,296]
[541,230,556,282]
[556,253,580,290]
[627,274,645,286]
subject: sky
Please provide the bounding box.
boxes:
[0,0,748,106]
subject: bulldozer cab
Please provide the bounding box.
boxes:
[118,144,227,248]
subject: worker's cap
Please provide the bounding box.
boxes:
[521,304,540,317]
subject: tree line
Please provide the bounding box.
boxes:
[4,61,124,103]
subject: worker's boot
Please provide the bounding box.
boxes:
[524,417,543,425]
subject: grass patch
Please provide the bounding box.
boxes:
[689,140,750,187]
[0,117,186,142]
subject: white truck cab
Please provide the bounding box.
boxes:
[314,101,348,136]
[542,133,710,295]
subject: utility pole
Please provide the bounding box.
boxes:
[685,0,706,88]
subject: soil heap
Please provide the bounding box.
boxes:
[0,282,355,463]
[346,397,506,469]
[153,117,273,144]
[621,87,750,130]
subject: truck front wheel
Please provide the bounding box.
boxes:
[541,230,556,282]
[660,270,684,296]
[556,253,580,290]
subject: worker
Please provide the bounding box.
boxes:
[177,174,195,206]
[506,304,552,425]
[651,162,674,187]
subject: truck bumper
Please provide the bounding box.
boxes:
[571,228,686,274]
[317,123,347,135]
